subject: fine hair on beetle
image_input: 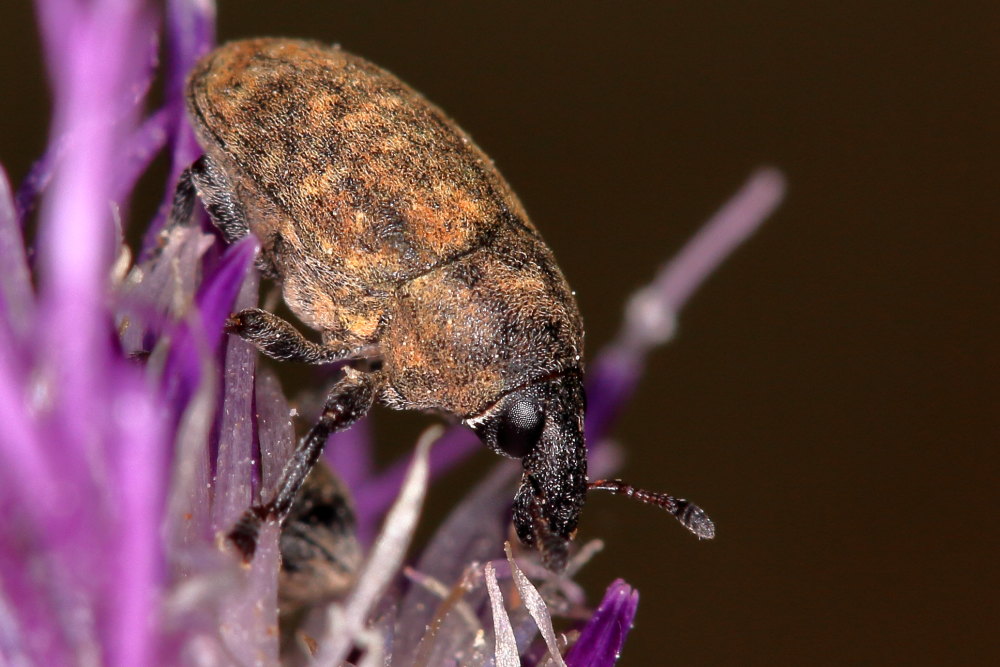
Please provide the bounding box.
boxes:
[171,37,714,571]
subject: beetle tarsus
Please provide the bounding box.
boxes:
[228,503,269,562]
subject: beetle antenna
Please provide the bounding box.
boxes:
[587,479,715,539]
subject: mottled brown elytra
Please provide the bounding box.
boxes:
[172,38,713,571]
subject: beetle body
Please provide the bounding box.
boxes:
[188,39,583,416]
[184,39,587,568]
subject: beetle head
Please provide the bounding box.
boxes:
[469,371,586,571]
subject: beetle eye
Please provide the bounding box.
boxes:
[496,396,545,458]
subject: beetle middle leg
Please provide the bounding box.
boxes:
[227,307,370,364]
[229,367,383,560]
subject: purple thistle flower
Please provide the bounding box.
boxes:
[0,1,784,664]
[564,580,640,667]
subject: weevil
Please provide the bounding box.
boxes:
[174,38,713,571]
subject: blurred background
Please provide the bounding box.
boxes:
[2,2,996,665]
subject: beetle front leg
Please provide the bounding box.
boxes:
[227,307,372,365]
[228,368,383,561]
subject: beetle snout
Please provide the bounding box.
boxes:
[509,375,587,571]
[512,477,577,571]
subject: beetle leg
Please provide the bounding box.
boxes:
[229,368,382,561]
[171,157,279,277]
[187,155,250,244]
[227,307,369,364]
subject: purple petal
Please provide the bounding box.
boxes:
[584,349,643,445]
[403,566,487,665]
[195,237,257,344]
[162,344,217,551]
[14,142,60,223]
[165,0,216,107]
[505,544,565,666]
[255,366,296,494]
[117,223,215,356]
[0,511,73,664]
[162,236,256,413]
[0,170,48,506]
[637,168,786,332]
[142,0,216,254]
[211,270,259,530]
[564,580,639,667]
[19,5,158,219]
[104,368,170,666]
[213,269,280,667]
[118,108,172,201]
[31,5,160,503]
[218,521,280,665]
[17,98,166,226]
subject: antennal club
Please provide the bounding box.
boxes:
[588,479,716,540]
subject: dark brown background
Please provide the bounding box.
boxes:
[2,2,997,665]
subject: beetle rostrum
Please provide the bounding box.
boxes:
[175,38,713,571]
